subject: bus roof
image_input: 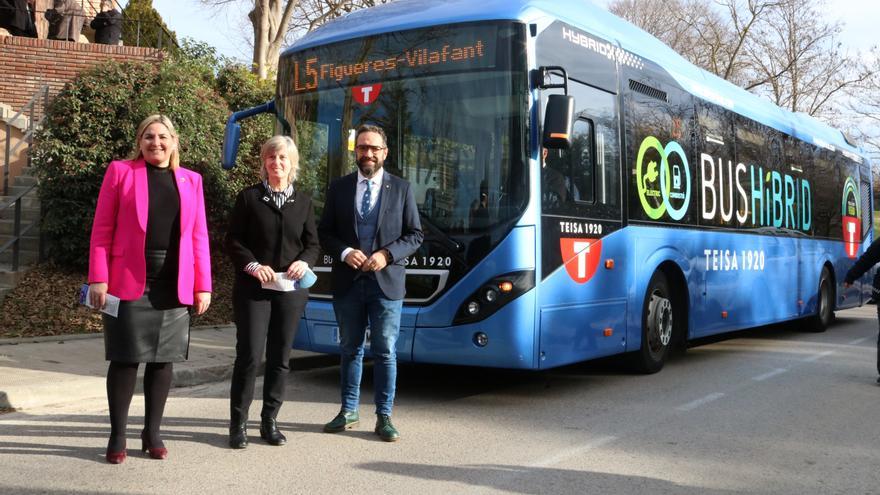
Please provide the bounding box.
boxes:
[285,0,868,162]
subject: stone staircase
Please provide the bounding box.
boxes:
[0,167,41,305]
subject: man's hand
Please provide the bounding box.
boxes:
[344,249,368,270]
[361,249,389,272]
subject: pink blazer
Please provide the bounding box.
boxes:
[88,159,212,304]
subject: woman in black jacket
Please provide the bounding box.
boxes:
[226,135,320,448]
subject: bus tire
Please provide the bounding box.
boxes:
[809,267,834,332]
[633,271,675,374]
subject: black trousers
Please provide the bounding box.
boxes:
[230,281,308,422]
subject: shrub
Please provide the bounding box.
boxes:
[32,57,230,269]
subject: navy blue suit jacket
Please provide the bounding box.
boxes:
[318,171,423,300]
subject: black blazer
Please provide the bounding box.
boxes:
[226,183,320,286]
[318,171,423,300]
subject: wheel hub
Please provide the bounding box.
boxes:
[648,293,673,350]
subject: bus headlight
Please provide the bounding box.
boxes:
[453,270,535,324]
[467,301,481,315]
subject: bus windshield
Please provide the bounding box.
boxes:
[276,22,528,243]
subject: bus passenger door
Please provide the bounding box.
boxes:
[538,82,625,368]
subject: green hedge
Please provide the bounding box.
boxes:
[32,48,275,270]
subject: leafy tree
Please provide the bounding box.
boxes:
[122,0,178,49]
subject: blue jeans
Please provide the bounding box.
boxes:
[333,277,403,416]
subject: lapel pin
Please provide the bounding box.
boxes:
[262,196,270,202]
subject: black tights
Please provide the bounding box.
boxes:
[106,361,173,452]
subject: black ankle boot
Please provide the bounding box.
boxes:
[229,423,248,449]
[259,417,287,446]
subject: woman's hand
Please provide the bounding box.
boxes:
[89,283,108,310]
[250,265,276,284]
[194,292,211,315]
[286,260,309,280]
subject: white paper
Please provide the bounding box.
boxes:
[261,273,299,292]
[79,284,121,318]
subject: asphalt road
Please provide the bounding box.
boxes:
[1,306,879,494]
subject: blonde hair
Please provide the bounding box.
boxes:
[130,114,180,169]
[259,135,299,186]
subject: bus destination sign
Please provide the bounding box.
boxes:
[287,25,499,93]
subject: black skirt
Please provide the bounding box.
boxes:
[103,250,190,363]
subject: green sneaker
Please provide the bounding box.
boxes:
[374,414,400,442]
[323,410,359,433]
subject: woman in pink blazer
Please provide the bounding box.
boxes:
[87,114,211,464]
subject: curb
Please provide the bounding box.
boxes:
[0,324,235,346]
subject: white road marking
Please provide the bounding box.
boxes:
[676,392,725,412]
[848,337,871,345]
[528,435,617,468]
[752,368,788,381]
[803,350,834,362]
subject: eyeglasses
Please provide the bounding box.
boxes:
[355,144,387,154]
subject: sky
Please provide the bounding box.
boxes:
[147,0,879,64]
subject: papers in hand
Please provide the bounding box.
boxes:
[79,284,121,318]
[261,268,317,292]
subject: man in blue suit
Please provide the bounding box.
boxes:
[319,124,423,441]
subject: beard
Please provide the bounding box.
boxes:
[357,155,383,178]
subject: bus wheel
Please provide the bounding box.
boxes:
[809,268,834,332]
[634,271,674,374]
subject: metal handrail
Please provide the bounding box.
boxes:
[0,183,39,271]
[3,85,49,196]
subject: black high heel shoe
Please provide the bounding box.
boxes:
[140,430,168,460]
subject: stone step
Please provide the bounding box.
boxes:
[0,268,23,287]
[0,194,40,209]
[0,206,40,221]
[0,286,11,305]
[0,218,40,235]
[13,175,37,187]
[0,234,39,251]
[0,248,38,265]
[19,166,36,177]
[4,185,38,198]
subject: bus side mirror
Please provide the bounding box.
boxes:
[222,121,241,170]
[542,94,575,150]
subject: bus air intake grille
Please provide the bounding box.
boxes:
[629,80,668,102]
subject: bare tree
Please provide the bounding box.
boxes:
[846,50,880,157]
[744,0,869,119]
[203,0,392,79]
[611,0,872,121]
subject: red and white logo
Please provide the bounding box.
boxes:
[842,216,860,259]
[353,84,382,105]
[560,238,602,284]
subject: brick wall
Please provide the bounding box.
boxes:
[0,35,163,119]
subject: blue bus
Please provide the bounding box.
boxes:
[222,0,875,372]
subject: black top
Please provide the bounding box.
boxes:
[226,183,320,280]
[145,164,181,280]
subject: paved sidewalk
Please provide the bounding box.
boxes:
[0,326,327,410]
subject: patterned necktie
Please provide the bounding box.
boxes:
[360,179,372,217]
